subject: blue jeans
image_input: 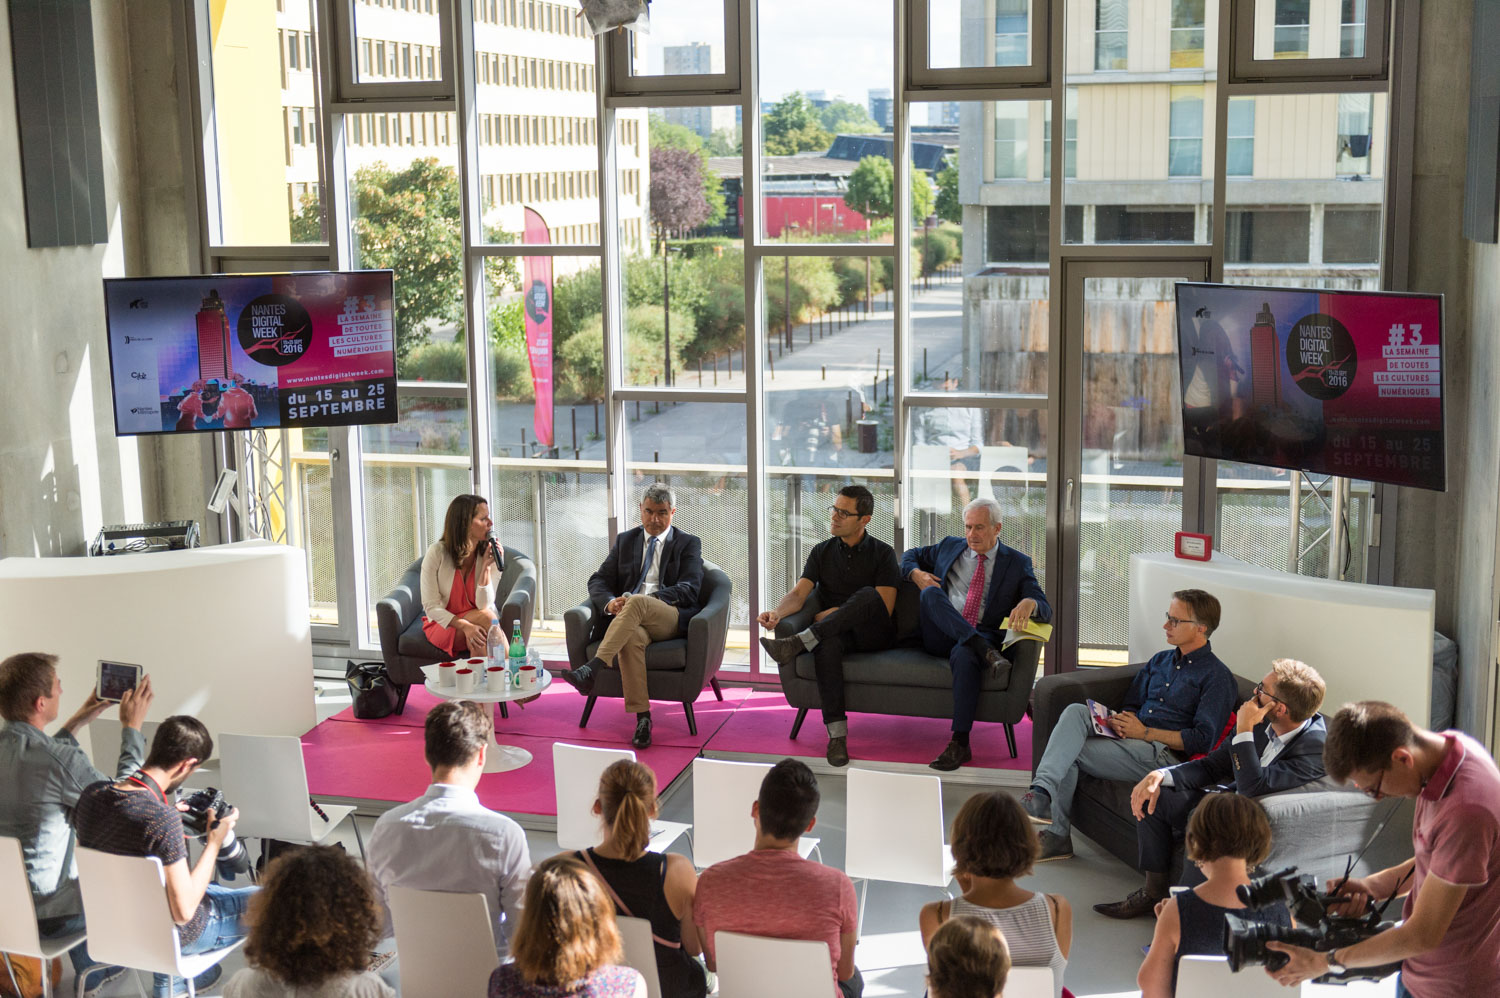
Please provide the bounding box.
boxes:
[1032,701,1176,838]
[153,884,257,997]
[35,912,98,976]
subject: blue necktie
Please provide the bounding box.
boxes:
[633,535,659,594]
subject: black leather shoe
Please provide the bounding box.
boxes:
[561,664,595,695]
[929,739,973,772]
[825,735,850,767]
[760,634,806,667]
[632,713,652,749]
[1093,887,1165,920]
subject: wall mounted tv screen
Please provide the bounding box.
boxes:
[104,271,397,437]
[1175,283,1445,492]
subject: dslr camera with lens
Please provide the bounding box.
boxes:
[1223,866,1403,985]
[178,787,251,878]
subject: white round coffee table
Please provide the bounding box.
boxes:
[421,662,552,773]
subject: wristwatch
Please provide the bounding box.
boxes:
[1325,950,1348,975]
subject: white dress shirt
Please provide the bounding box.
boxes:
[366,784,531,957]
[636,526,673,596]
[944,539,998,618]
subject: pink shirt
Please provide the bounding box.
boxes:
[1402,731,1500,997]
[693,848,857,995]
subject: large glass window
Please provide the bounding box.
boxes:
[925,0,1031,69]
[1337,93,1374,175]
[1272,0,1311,59]
[1226,208,1311,264]
[1227,97,1256,177]
[1171,0,1207,69]
[1095,0,1129,71]
[992,102,1031,180]
[1168,85,1204,177]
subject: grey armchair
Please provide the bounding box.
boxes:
[562,562,731,734]
[375,547,537,714]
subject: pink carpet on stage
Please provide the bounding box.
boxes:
[705,689,1035,771]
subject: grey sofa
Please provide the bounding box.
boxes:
[1031,663,1414,883]
[774,581,1042,757]
[563,562,731,734]
[375,547,537,713]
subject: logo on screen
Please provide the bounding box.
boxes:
[1286,313,1357,401]
[237,294,313,367]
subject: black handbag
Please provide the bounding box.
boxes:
[345,660,400,719]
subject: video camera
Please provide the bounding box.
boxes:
[178,787,250,877]
[1223,866,1403,985]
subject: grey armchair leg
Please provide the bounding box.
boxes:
[1004,723,1017,758]
[709,678,724,701]
[498,703,508,719]
[579,696,598,728]
[394,684,411,715]
[789,707,809,739]
[683,702,698,736]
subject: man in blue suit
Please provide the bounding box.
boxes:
[1093,658,1329,919]
[560,483,704,749]
[901,497,1051,771]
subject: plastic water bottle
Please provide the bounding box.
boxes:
[487,623,504,665]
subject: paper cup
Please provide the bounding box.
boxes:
[455,668,476,693]
[438,662,457,687]
[517,664,538,691]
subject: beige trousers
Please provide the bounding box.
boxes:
[594,594,681,713]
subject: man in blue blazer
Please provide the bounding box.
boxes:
[901,497,1051,771]
[1094,658,1329,919]
[560,483,705,749]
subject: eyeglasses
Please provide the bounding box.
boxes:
[1359,770,1387,800]
[1252,682,1287,707]
[1163,613,1200,628]
[829,506,861,521]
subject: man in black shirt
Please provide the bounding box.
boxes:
[757,484,900,767]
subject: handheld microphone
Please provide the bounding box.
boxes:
[486,528,505,572]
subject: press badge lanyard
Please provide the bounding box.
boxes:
[125,771,170,807]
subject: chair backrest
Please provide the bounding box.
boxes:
[616,916,663,998]
[554,743,636,851]
[74,847,182,976]
[1002,965,1054,998]
[844,768,948,887]
[912,442,955,514]
[715,931,833,998]
[0,837,44,957]
[219,732,314,842]
[1175,955,1287,997]
[87,719,161,774]
[691,758,773,869]
[388,885,498,998]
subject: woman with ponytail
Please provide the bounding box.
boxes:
[573,760,707,998]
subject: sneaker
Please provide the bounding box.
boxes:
[1093,886,1165,920]
[560,663,595,695]
[1019,788,1053,825]
[631,713,653,749]
[928,739,973,772]
[152,964,221,998]
[1035,831,1073,863]
[78,964,127,998]
[825,735,850,767]
[759,634,806,668]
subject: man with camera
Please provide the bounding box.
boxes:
[1264,701,1500,996]
[0,652,154,997]
[73,715,257,998]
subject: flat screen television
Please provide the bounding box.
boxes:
[1174,282,1445,492]
[103,271,398,436]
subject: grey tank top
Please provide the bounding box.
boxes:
[951,893,1067,998]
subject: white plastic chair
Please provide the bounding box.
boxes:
[844,768,953,932]
[218,733,363,861]
[690,759,819,869]
[74,846,243,998]
[0,837,86,998]
[1175,955,1288,996]
[1302,972,1399,996]
[912,443,955,514]
[387,886,498,998]
[1002,965,1055,997]
[616,915,663,998]
[714,931,832,998]
[552,743,689,854]
[86,719,161,775]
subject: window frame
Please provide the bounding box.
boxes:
[906,0,1052,90]
[605,0,742,97]
[324,0,455,100]
[1231,0,1390,82]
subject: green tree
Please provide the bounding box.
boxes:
[705,128,742,156]
[935,156,961,224]
[647,115,727,230]
[763,92,833,155]
[817,99,882,136]
[844,155,936,224]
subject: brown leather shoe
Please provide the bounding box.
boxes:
[1093,886,1164,920]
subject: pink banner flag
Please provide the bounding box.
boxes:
[522,208,554,448]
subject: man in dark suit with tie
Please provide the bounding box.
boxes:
[1093,658,1329,919]
[901,497,1051,772]
[560,483,704,749]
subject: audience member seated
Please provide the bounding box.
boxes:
[560,483,706,749]
[919,792,1069,998]
[367,701,530,958]
[1136,793,1289,998]
[0,652,154,998]
[693,758,861,997]
[224,845,394,998]
[421,493,503,659]
[926,916,1011,998]
[1021,589,1235,862]
[572,760,707,998]
[489,854,646,998]
[757,485,901,767]
[73,715,257,998]
[901,497,1052,771]
[1095,657,1328,919]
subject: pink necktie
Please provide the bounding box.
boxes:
[961,553,987,627]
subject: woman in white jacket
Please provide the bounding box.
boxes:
[420,493,502,657]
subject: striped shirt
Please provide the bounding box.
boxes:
[951,893,1067,998]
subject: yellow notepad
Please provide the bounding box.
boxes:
[1001,618,1054,650]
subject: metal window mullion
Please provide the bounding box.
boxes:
[596,34,627,543]
[892,0,910,550]
[472,243,604,257]
[740,0,767,680]
[904,392,1048,409]
[771,242,896,258]
[1043,0,1066,673]
[614,388,749,405]
[454,0,492,499]
[186,1,222,257]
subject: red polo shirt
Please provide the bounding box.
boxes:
[1401,731,1500,997]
